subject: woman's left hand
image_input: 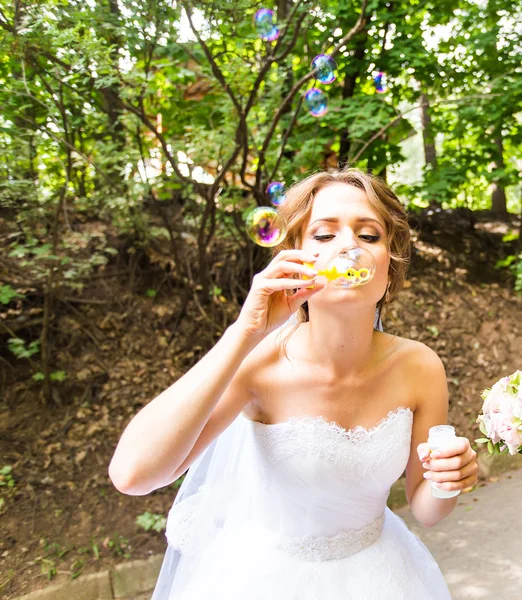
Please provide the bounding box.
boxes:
[417,438,479,493]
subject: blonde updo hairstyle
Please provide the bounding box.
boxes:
[273,168,411,328]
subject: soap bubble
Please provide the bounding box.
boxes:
[323,247,376,288]
[254,8,280,41]
[245,207,287,247]
[304,88,328,117]
[266,181,286,206]
[304,247,376,289]
[311,54,337,84]
[254,8,273,32]
[373,71,389,94]
[263,25,280,42]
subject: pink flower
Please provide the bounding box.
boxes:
[482,381,507,414]
[478,413,501,443]
[488,412,506,444]
[496,421,522,455]
[478,372,522,455]
[513,393,522,420]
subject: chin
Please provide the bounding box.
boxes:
[311,287,374,309]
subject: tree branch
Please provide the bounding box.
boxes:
[269,93,304,183]
[275,0,309,48]
[350,92,503,164]
[0,7,14,32]
[273,6,310,63]
[234,1,310,189]
[14,110,113,185]
[181,1,243,115]
[115,95,210,194]
[256,0,369,191]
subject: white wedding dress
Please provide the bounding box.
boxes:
[151,404,452,599]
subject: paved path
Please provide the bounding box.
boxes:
[396,468,522,600]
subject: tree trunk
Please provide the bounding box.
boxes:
[420,93,437,169]
[339,28,368,166]
[97,0,126,186]
[197,191,216,298]
[276,0,296,168]
[277,0,292,17]
[490,135,508,216]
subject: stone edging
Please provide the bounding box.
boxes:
[13,554,163,600]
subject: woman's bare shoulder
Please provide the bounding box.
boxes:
[386,335,446,408]
[377,331,440,362]
[375,332,445,383]
[369,333,445,416]
[238,327,287,379]
[398,336,444,370]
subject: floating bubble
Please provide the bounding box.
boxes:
[246,207,287,247]
[304,88,328,117]
[266,181,286,206]
[254,8,280,41]
[254,8,274,31]
[303,247,376,289]
[311,54,337,84]
[264,26,280,41]
[373,71,389,94]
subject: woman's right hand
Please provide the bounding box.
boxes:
[236,250,325,338]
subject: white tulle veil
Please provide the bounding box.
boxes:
[151,308,384,599]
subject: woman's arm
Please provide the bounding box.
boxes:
[108,323,260,496]
[404,343,477,528]
[108,249,322,497]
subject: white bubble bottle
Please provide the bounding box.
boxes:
[427,425,461,499]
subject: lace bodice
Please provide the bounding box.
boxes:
[244,406,413,481]
[166,406,414,562]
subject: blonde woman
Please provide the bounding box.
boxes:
[110,168,478,599]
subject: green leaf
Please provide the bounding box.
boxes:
[49,371,67,382]
[495,255,517,269]
[502,231,519,243]
[426,325,439,337]
[136,511,166,532]
[0,285,23,305]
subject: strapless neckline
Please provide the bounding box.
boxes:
[240,405,413,439]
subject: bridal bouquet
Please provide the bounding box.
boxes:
[475,370,522,456]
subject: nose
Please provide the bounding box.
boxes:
[337,226,359,250]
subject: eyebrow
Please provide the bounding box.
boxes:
[309,216,385,229]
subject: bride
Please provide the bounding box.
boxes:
[109,168,478,599]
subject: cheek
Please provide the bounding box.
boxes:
[375,245,390,267]
[373,249,390,282]
[380,255,391,275]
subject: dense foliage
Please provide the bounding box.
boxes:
[0,0,521,400]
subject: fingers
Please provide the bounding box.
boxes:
[264,260,318,279]
[288,280,326,311]
[428,472,478,492]
[426,437,470,459]
[417,443,431,462]
[254,277,319,294]
[419,436,479,491]
[423,458,478,483]
[272,250,319,265]
[423,447,477,473]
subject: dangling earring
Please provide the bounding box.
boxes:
[385,282,391,304]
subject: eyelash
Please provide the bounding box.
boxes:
[313,234,381,243]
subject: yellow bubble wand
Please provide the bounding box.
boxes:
[302,248,376,289]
